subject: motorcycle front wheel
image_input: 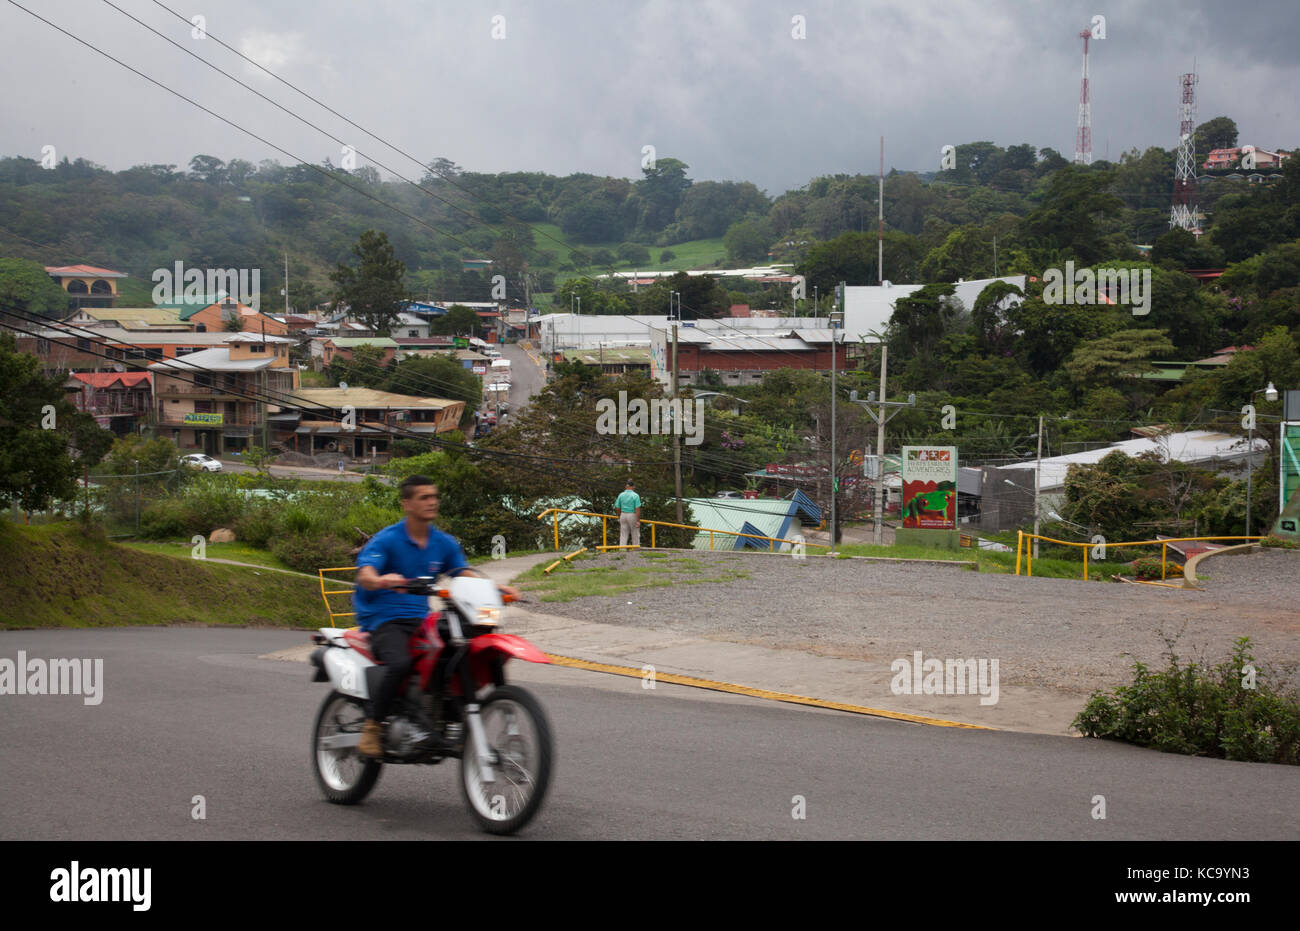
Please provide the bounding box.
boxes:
[459,685,553,835]
[312,690,382,805]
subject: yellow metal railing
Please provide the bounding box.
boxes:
[318,567,358,627]
[537,507,830,554]
[1015,532,1265,582]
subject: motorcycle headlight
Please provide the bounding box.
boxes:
[476,606,502,627]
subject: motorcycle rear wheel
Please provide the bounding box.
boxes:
[459,685,553,835]
[312,690,382,805]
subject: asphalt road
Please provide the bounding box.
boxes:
[2,629,1296,840]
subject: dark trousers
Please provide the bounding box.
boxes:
[370,617,422,722]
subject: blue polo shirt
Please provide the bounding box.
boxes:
[352,519,469,631]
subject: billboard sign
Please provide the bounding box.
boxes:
[183,412,223,426]
[900,446,957,529]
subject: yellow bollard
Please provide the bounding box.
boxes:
[1083,544,1088,581]
[602,517,607,549]
[709,530,714,551]
[650,524,656,548]
[553,512,559,551]
[1161,542,1167,580]
[1016,531,1022,576]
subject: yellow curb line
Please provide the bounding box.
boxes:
[542,653,994,730]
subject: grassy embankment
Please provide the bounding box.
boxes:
[0,521,325,628]
[514,551,750,602]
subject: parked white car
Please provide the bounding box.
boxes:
[180,453,222,472]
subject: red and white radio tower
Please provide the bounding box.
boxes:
[1074,29,1092,165]
[1170,71,1201,232]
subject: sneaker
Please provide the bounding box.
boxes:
[358,719,383,758]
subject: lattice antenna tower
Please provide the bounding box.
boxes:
[1074,29,1092,165]
[1170,71,1201,232]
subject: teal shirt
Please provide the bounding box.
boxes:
[615,490,642,513]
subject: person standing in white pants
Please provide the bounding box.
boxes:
[615,479,642,547]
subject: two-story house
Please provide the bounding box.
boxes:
[148,333,299,455]
[64,372,154,435]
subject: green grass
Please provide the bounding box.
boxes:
[514,554,748,602]
[120,540,297,572]
[1,520,327,628]
[297,368,331,387]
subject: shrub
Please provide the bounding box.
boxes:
[1073,637,1300,764]
[269,532,354,574]
[138,498,190,540]
[659,249,676,264]
[1260,534,1299,549]
[1130,556,1164,580]
[234,503,280,547]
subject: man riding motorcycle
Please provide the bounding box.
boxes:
[353,474,519,758]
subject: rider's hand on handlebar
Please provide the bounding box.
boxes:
[379,573,410,590]
[499,584,521,603]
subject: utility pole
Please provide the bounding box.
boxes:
[284,253,289,315]
[873,344,887,544]
[1033,414,1043,559]
[829,286,845,552]
[830,322,837,553]
[672,324,682,524]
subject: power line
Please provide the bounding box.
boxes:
[4,0,484,255]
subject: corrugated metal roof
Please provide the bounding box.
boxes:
[999,430,1265,490]
[685,498,799,551]
[147,348,272,371]
[289,387,458,409]
[329,337,397,348]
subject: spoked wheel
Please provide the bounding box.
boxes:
[460,685,553,835]
[312,690,382,805]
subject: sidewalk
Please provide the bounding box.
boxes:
[270,551,1084,736]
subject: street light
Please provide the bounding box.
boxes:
[1246,382,1279,537]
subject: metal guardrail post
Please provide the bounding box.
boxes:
[553,512,559,551]
[651,524,656,548]
[1016,531,1022,575]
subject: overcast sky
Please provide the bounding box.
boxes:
[3,0,1297,197]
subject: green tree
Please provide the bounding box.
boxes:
[1194,117,1239,157]
[0,258,72,318]
[1062,329,1177,393]
[722,216,773,264]
[633,157,692,235]
[887,283,959,368]
[0,332,113,512]
[329,229,407,335]
[383,354,481,429]
[1016,166,1124,266]
[434,304,483,337]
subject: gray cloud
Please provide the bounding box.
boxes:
[2,0,1296,198]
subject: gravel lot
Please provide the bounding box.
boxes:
[522,548,1300,696]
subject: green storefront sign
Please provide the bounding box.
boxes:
[183,412,224,426]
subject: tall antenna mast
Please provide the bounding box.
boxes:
[1074,29,1092,165]
[1170,70,1201,233]
[878,135,884,284]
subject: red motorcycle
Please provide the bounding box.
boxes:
[309,575,553,834]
